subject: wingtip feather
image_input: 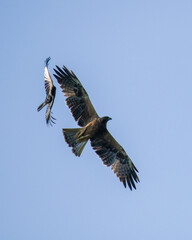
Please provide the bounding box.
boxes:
[45,57,51,67]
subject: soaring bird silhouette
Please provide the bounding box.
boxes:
[37,57,56,125]
[53,65,139,190]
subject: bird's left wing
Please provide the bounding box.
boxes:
[53,66,99,127]
[44,57,54,95]
[90,130,139,190]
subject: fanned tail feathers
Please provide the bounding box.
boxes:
[62,128,88,156]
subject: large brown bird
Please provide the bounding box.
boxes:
[37,57,56,125]
[53,66,139,189]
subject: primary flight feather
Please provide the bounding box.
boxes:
[53,65,139,190]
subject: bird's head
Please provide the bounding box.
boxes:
[101,116,112,125]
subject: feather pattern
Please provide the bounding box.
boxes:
[44,57,53,95]
[62,128,88,156]
[53,66,98,127]
[91,131,139,190]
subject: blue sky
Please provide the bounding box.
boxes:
[1,0,192,239]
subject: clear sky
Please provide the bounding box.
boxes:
[1,0,192,239]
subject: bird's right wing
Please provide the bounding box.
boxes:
[53,66,99,127]
[44,57,54,95]
[90,130,139,190]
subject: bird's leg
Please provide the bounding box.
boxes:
[74,127,90,142]
[76,135,90,143]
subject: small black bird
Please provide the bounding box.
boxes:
[37,57,56,125]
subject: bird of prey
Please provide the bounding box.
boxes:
[37,57,56,125]
[53,66,139,189]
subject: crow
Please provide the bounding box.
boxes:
[37,57,56,125]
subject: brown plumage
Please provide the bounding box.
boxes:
[53,66,139,190]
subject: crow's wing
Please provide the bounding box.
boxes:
[44,57,54,96]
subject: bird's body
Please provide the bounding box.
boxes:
[62,117,111,155]
[53,65,139,189]
[37,57,56,125]
[76,117,111,141]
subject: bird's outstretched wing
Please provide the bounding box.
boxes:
[90,130,139,190]
[44,57,54,95]
[46,101,56,126]
[53,66,98,127]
